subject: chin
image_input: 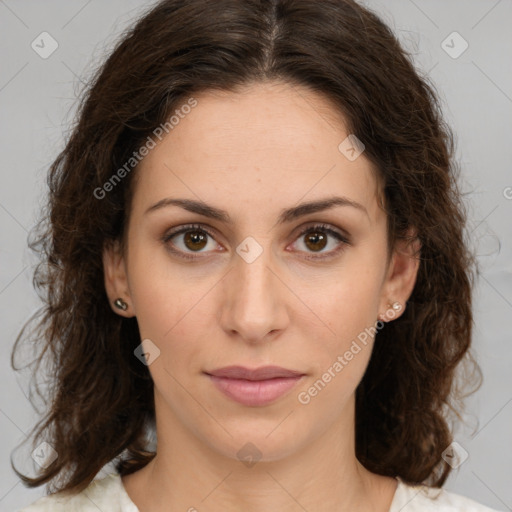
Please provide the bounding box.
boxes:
[199,420,310,466]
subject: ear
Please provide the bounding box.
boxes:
[378,227,421,322]
[102,239,134,317]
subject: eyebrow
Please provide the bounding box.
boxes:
[145,196,368,224]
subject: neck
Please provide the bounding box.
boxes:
[122,392,397,512]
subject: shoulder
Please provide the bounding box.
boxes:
[18,472,138,512]
[390,478,504,512]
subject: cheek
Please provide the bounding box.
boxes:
[309,262,383,347]
[133,287,212,369]
[297,255,384,395]
[297,291,378,412]
[126,239,211,338]
[127,262,215,381]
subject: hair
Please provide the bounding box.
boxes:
[11,0,481,496]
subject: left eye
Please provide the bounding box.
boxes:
[290,224,349,258]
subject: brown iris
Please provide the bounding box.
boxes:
[304,230,327,252]
[184,230,208,251]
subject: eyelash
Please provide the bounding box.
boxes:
[161,223,350,261]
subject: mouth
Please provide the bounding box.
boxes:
[204,366,306,407]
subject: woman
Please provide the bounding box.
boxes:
[12,0,501,510]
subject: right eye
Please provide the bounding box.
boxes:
[161,223,223,260]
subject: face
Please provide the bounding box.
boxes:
[104,81,419,464]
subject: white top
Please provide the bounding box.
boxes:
[18,472,503,511]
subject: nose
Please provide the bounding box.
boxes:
[219,243,290,344]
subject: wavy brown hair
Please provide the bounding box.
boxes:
[11,0,481,496]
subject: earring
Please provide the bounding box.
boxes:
[390,301,402,311]
[378,300,402,322]
[114,298,128,311]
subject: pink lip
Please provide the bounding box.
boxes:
[205,366,305,406]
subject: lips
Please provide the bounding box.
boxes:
[206,365,304,381]
[205,366,305,406]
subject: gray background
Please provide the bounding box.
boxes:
[1,0,511,510]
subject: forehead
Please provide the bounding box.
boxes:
[167,81,353,159]
[131,81,382,223]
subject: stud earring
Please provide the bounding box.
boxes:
[114,298,128,311]
[390,301,402,311]
[378,300,402,322]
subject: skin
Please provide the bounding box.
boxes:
[103,81,420,512]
